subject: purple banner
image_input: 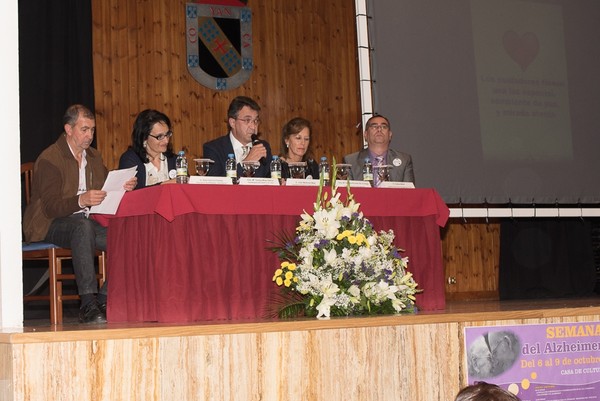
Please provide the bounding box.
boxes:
[465,322,600,400]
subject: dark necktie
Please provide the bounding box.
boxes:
[374,156,384,186]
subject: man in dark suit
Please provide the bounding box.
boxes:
[203,96,272,178]
[343,114,414,186]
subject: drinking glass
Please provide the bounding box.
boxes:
[335,163,352,180]
[194,158,213,176]
[241,161,260,177]
[288,162,307,179]
[374,164,392,186]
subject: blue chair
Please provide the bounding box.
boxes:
[22,162,106,324]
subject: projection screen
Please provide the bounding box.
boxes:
[366,0,600,205]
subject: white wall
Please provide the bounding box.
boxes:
[0,0,24,328]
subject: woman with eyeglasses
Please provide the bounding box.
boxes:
[279,117,320,180]
[118,109,177,189]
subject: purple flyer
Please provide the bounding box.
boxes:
[465,322,600,400]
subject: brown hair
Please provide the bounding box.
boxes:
[280,117,314,162]
[455,382,521,401]
[63,104,95,127]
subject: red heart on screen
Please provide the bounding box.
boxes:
[502,31,540,71]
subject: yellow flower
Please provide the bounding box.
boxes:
[272,269,283,281]
[348,235,357,244]
[336,230,354,240]
[285,271,294,280]
[355,233,367,245]
[287,263,297,271]
[284,278,292,287]
[275,277,283,286]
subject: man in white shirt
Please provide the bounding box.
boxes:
[203,96,272,178]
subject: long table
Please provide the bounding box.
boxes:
[102,184,449,322]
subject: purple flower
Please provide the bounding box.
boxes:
[315,239,330,249]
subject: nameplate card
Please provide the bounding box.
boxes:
[188,176,233,185]
[378,181,415,189]
[285,178,321,187]
[238,177,280,186]
[334,180,373,188]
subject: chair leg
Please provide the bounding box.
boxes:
[45,250,106,325]
[49,248,59,325]
[56,257,64,324]
[98,251,106,287]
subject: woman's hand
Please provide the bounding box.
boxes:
[123,177,138,191]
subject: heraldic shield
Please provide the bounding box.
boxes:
[186,2,253,90]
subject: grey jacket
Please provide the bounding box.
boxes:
[343,148,415,184]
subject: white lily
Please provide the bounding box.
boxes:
[324,248,338,265]
[313,208,341,239]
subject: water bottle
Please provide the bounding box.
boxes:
[226,153,237,184]
[270,155,282,183]
[175,150,189,184]
[319,156,330,185]
[362,157,373,185]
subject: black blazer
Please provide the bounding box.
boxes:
[118,148,177,189]
[203,134,273,178]
[281,158,320,179]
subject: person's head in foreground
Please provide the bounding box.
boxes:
[455,382,521,401]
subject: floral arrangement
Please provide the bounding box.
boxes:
[269,169,419,319]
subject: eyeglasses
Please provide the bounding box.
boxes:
[148,131,173,141]
[367,124,390,131]
[236,118,261,125]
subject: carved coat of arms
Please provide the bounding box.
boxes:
[186,1,253,90]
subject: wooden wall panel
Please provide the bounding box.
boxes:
[442,219,501,300]
[5,307,600,400]
[4,319,462,401]
[91,0,362,170]
[0,344,12,401]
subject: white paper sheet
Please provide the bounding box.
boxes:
[89,166,137,215]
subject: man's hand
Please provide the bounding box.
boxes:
[79,189,107,207]
[244,143,267,162]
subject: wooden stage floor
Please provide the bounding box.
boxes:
[12,295,600,336]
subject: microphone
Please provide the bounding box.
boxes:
[251,134,266,165]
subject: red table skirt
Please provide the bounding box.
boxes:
[103,185,449,322]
